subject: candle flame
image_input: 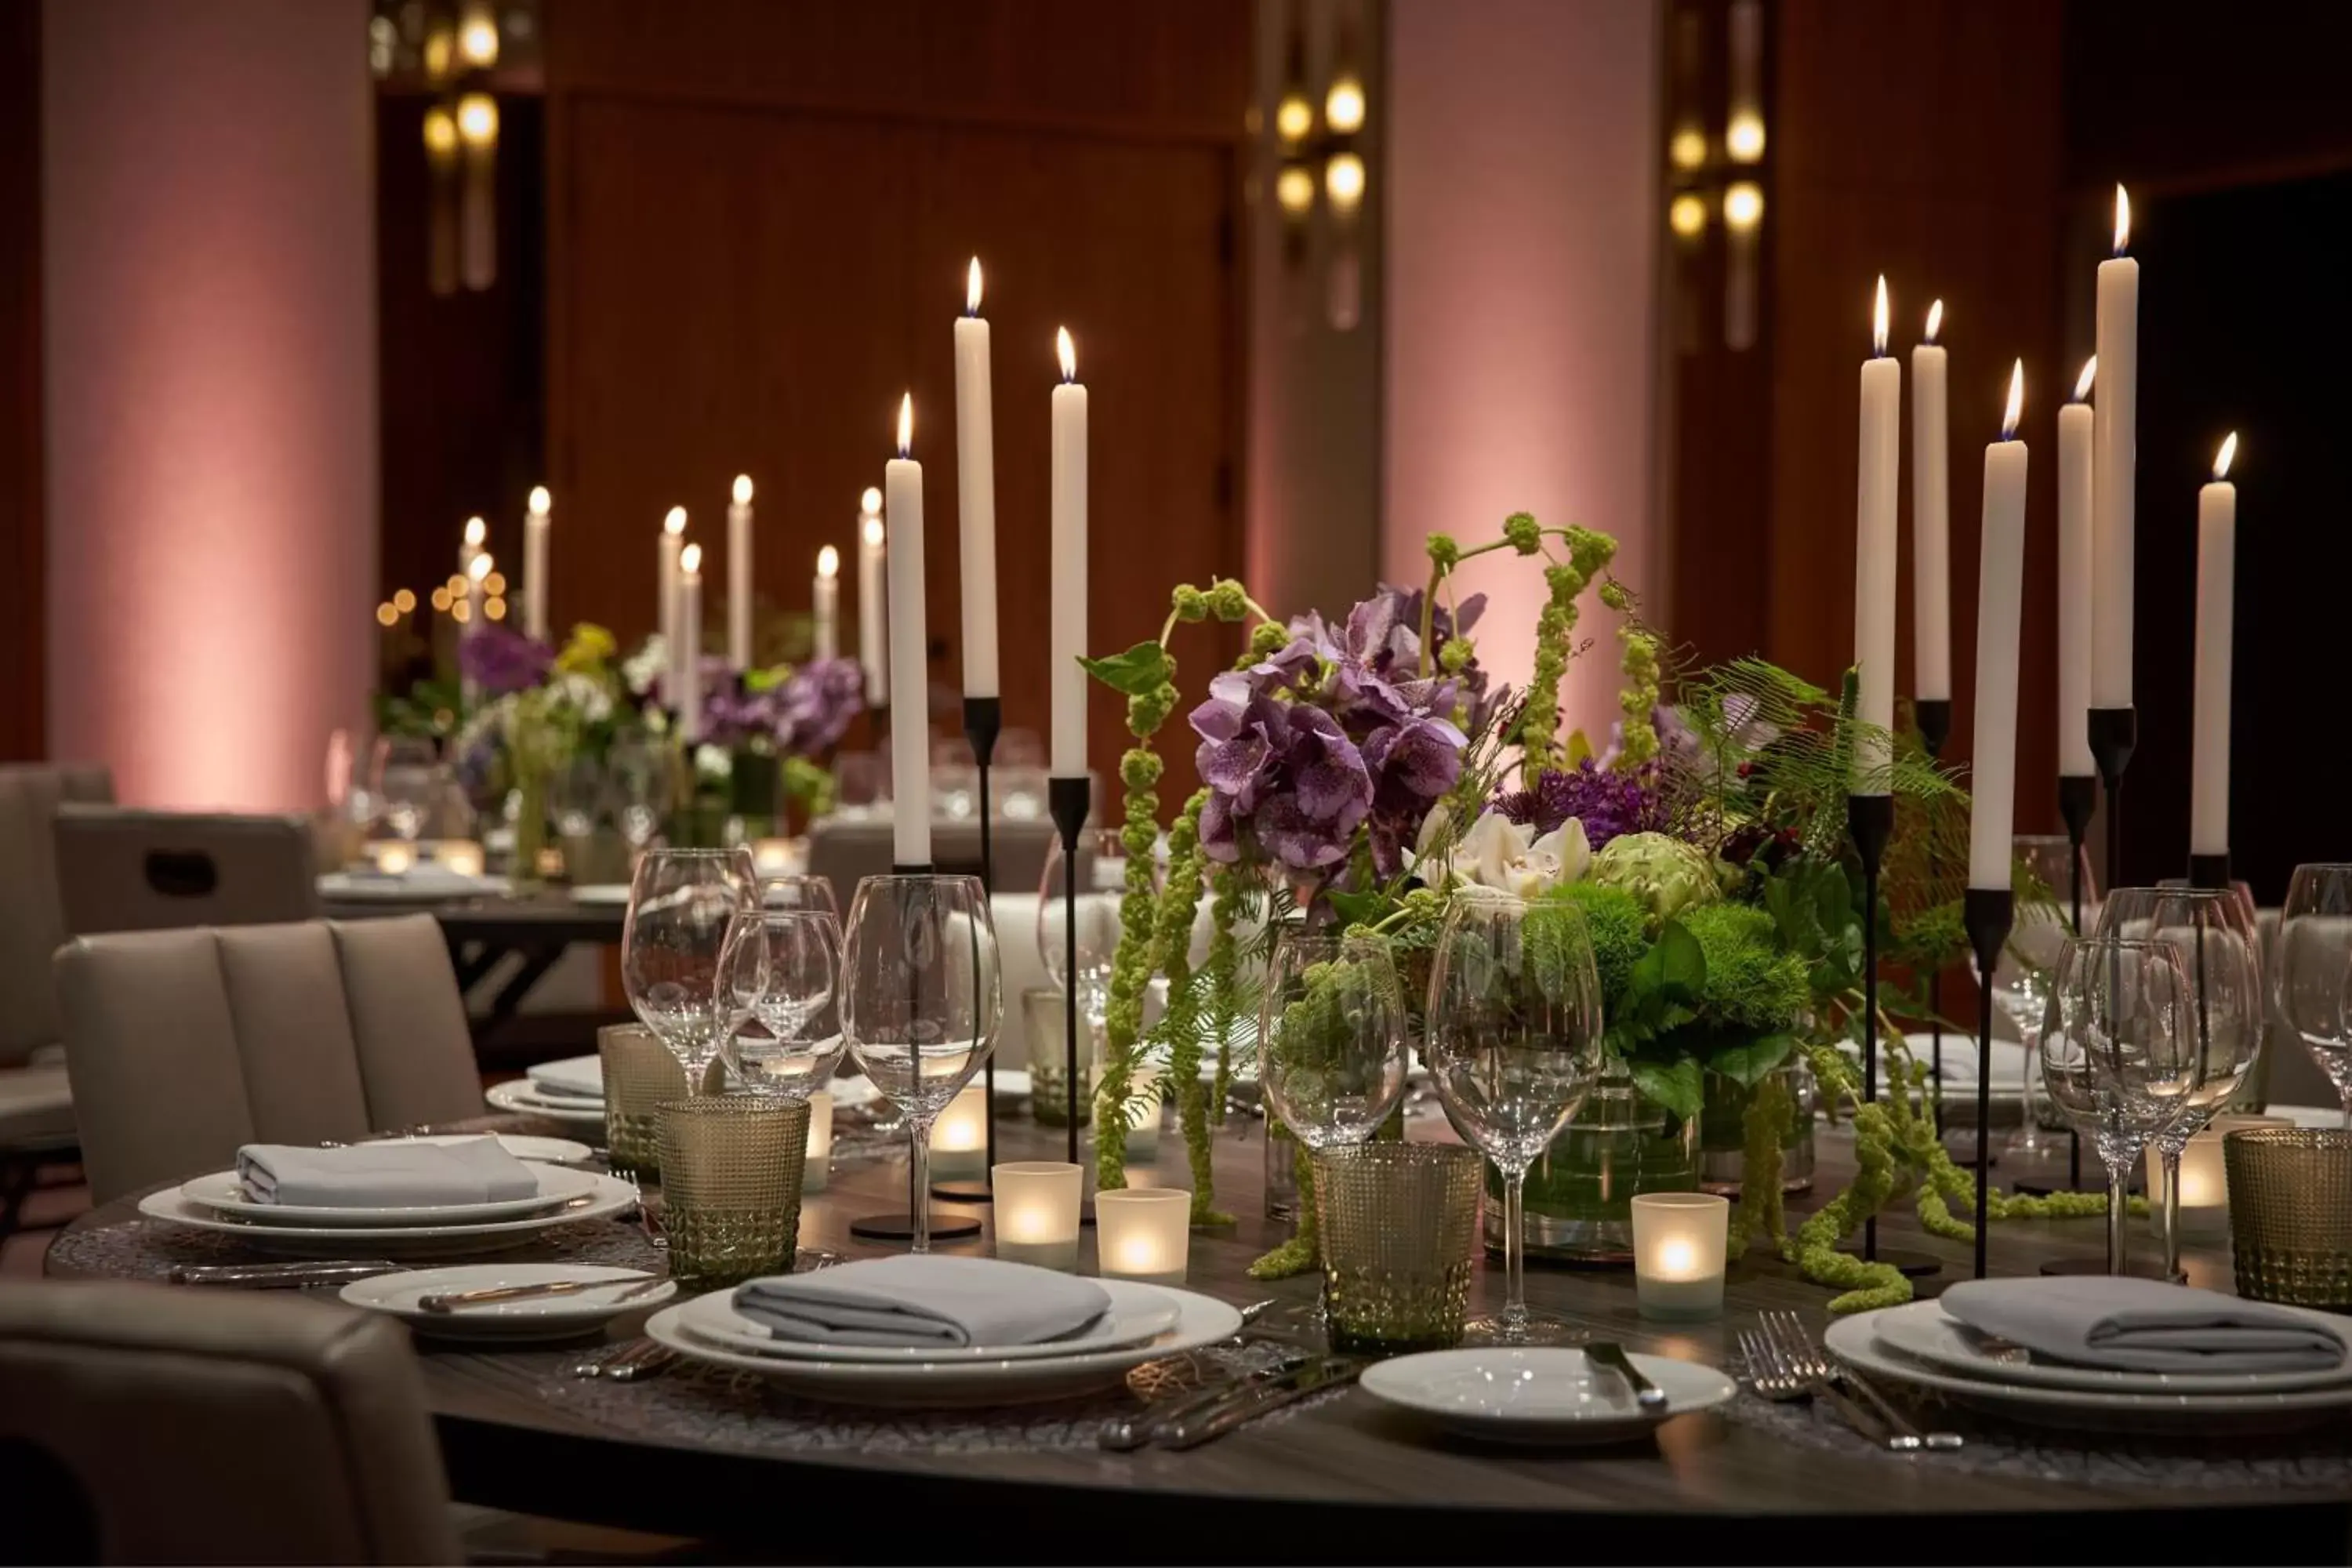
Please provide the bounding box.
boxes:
[1925,299,1944,343]
[2213,432,2238,481]
[816,544,840,578]
[896,394,913,457]
[663,506,686,536]
[860,485,882,516]
[1057,326,1076,383]
[2073,355,2097,402]
[1871,276,1889,357]
[680,542,702,575]
[2114,184,2131,254]
[732,474,753,506]
[468,550,493,582]
[862,516,885,548]
[2002,359,2024,441]
[528,485,550,515]
[966,257,982,317]
[463,515,487,547]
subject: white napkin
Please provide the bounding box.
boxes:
[524,1056,605,1102]
[236,1138,540,1208]
[730,1255,1112,1349]
[1941,1276,2347,1374]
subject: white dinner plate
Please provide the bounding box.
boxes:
[525,1056,606,1101]
[341,1263,675,1341]
[570,884,632,906]
[317,871,511,903]
[375,1132,596,1166]
[179,1161,601,1228]
[1359,1347,1737,1445]
[1866,1298,2352,1396]
[485,1079,609,1127]
[2263,1104,2344,1131]
[674,1278,1181,1364]
[137,1173,638,1256]
[644,1287,1243,1406]
[1826,1309,2352,1432]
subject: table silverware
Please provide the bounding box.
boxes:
[169,1259,401,1288]
[1762,1309,1963,1452]
[1160,1355,1363,1450]
[418,1274,669,1313]
[1740,1327,1909,1451]
[566,1338,677,1381]
[1585,1341,1668,1410]
[1101,1349,1312,1451]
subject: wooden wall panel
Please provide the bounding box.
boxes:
[0,0,40,760]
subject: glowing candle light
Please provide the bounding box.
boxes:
[523,485,550,641]
[1632,1192,1729,1320]
[1853,276,1900,791]
[2092,186,2139,708]
[1967,362,2031,891]
[884,395,931,866]
[2190,433,2239,859]
[1051,328,1089,779]
[857,491,887,705]
[728,474,754,671]
[1911,300,1951,703]
[813,544,840,660]
[2058,358,2097,778]
[954,260,1000,699]
[677,543,704,742]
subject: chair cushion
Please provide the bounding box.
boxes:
[0,1065,74,1148]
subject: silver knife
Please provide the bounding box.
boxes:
[418,1274,667,1313]
[1586,1341,1668,1410]
[1161,1356,1363,1449]
[170,1260,401,1287]
[1102,1352,1313,1451]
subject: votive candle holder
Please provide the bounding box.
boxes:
[928,1082,988,1181]
[993,1161,1085,1272]
[802,1090,835,1193]
[1631,1192,1730,1321]
[1095,1187,1190,1286]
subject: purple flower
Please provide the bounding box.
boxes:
[1494,759,1667,853]
[459,626,554,696]
[698,657,866,757]
[1192,685,1372,870]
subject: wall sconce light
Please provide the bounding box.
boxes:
[1668,191,1708,242]
[1725,109,1766,164]
[1276,165,1316,216]
[457,1,499,69]
[1325,151,1366,216]
[456,92,499,293]
[1723,181,1763,232]
[1669,124,1708,172]
[1324,72,1366,136]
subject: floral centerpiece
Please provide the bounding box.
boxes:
[1086,514,2092,1308]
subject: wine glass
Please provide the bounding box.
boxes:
[1258,928,1410,1152]
[2039,935,2198,1276]
[1974,834,2097,1162]
[763,873,841,919]
[550,755,605,841]
[1036,826,1134,1029]
[372,736,441,844]
[621,848,759,1089]
[1424,888,1608,1345]
[606,738,673,855]
[840,874,1002,1253]
[720,908,847,1099]
[2094,885,2264,1279]
[2278,863,2352,1126]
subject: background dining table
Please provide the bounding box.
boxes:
[46,1106,2352,1562]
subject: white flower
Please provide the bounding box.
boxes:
[1447,809,1592,898]
[550,671,612,725]
[621,634,668,698]
[694,744,732,781]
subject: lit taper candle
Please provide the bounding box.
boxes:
[813,545,840,661]
[1911,299,1951,703]
[2190,433,2239,858]
[1051,328,1089,779]
[1968,362,2029,891]
[954,260,1000,699]
[523,485,550,641]
[659,505,686,655]
[677,543,704,742]
[884,394,931,866]
[728,474,754,671]
[2092,186,2139,707]
[857,488,887,706]
[1852,277,1900,791]
[2057,358,2096,777]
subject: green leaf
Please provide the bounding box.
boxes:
[1323,889,1384,930]
[1080,641,1172,698]
[1627,1056,1704,1122]
[1653,919,1706,995]
[1706,1032,1798,1087]
[1563,728,1594,768]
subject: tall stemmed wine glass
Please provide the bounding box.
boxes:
[1424,888,1607,1345]
[840,874,1002,1253]
[1973,834,2098,1160]
[2278,863,2352,1127]
[720,908,847,1099]
[1259,928,1411,1153]
[763,873,841,919]
[2094,886,2263,1279]
[622,848,760,1091]
[2039,935,2198,1276]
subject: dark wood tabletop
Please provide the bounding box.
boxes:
[50,1111,2352,1562]
[320,890,626,946]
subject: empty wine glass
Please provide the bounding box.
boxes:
[1036,826,1134,1029]
[1424,888,1607,1345]
[2278,863,2352,1127]
[763,873,841,919]
[550,755,605,840]
[2095,885,2264,1279]
[720,908,846,1099]
[1258,928,1410,1152]
[2039,935,2197,1276]
[622,848,760,1089]
[372,736,441,844]
[607,738,673,853]
[840,874,1002,1253]
[1975,834,2097,1160]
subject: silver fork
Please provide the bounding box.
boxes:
[617,1171,666,1252]
[567,1338,677,1381]
[1762,1310,1963,1452]
[1738,1327,1913,1451]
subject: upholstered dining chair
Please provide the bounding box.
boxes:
[53,915,483,1205]
[805,815,1057,902]
[0,764,114,1237]
[0,1279,459,1563]
[53,804,321,936]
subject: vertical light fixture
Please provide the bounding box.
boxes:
[423,103,459,297]
[456,91,498,292]
[1722,0,1765,350]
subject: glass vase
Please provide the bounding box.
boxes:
[1484,1066,1699,1265]
[1697,1063,1817,1196]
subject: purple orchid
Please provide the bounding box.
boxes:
[698,657,866,758]
[1493,758,1667,852]
[459,625,554,697]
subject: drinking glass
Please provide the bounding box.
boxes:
[2278,863,2352,1126]
[1424,888,1608,1344]
[2039,935,2197,1275]
[372,736,441,844]
[622,847,760,1089]
[720,908,847,1098]
[606,738,673,854]
[1973,834,2097,1160]
[550,755,605,840]
[2095,886,2264,1278]
[763,873,841,919]
[1036,826,1132,1029]
[1258,928,1410,1152]
[840,874,1002,1253]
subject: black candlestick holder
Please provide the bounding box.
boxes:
[931,698,1003,1206]
[1915,701,1952,1125]
[1048,775,1092,1171]
[1963,887,2014,1280]
[1846,793,1938,1279]
[2087,706,2136,891]
[2189,851,2230,891]
[2058,773,2097,1192]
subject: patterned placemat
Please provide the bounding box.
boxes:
[45,1216,667,1279]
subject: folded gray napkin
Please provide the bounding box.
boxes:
[731,1255,1113,1348]
[236,1138,540,1208]
[524,1056,604,1101]
[1941,1276,2347,1374]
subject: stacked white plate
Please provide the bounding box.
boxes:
[488,1057,884,1126]
[317,868,512,903]
[140,1156,638,1258]
[1825,1297,2352,1433]
[643,1279,1244,1406]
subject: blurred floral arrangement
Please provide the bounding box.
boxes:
[1089,514,2084,1306]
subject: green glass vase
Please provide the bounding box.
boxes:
[1484,1067,1699,1265]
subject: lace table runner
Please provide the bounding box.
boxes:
[45,1216,667,1279]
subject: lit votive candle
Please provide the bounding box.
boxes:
[1631,1192,1730,1322]
[367,840,416,876]
[1095,1187,1189,1287]
[801,1091,834,1193]
[993,1161,1084,1272]
[427,839,486,878]
[2150,1116,2288,1241]
[751,837,800,877]
[928,1082,988,1181]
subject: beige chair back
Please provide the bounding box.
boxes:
[0,764,112,1068]
[807,815,1057,903]
[54,916,482,1203]
[54,804,320,936]
[0,1279,459,1563]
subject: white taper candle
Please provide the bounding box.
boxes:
[954,260,1000,699]
[523,486,550,642]
[1911,301,1951,702]
[728,474,754,671]
[1853,278,1900,793]
[2057,359,2096,777]
[1051,328,1090,779]
[857,489,887,706]
[2092,186,2138,708]
[2190,434,2239,858]
[884,395,931,867]
[677,543,703,742]
[1968,363,2029,891]
[659,506,685,659]
[814,546,840,662]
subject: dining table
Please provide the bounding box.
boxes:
[45,1104,2352,1563]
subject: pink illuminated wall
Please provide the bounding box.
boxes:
[1384,0,1661,742]
[43,0,376,811]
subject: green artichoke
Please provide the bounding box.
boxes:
[1588,831,1724,929]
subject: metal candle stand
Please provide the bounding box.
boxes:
[1048,775,1092,1172]
[1963,887,2014,1280]
[2057,773,2097,1192]
[2087,706,2136,891]
[1914,700,1952,1124]
[931,697,1001,1205]
[1846,793,1939,1279]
